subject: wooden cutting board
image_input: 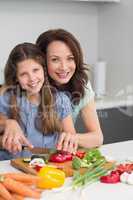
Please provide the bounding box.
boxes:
[10,158,114,177]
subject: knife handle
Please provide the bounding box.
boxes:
[22,145,32,158]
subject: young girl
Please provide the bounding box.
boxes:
[36,28,103,151]
[0,42,76,160]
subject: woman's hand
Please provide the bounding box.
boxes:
[2,119,33,154]
[57,132,79,154]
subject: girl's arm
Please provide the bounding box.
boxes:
[0,113,8,134]
[57,114,78,154]
[77,100,103,148]
[0,113,7,149]
[0,118,33,153]
[55,92,78,153]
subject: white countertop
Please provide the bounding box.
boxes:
[1,140,133,200]
[96,95,133,110]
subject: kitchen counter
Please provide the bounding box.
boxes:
[96,95,133,110]
[0,140,133,200]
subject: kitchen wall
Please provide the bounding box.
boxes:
[0,0,98,84]
[98,0,133,96]
[0,0,132,97]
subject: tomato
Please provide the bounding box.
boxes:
[34,165,43,172]
[116,164,133,174]
[75,151,85,159]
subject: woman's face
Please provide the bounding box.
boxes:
[46,40,76,85]
[17,58,44,95]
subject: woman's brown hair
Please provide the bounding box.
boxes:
[4,42,62,133]
[36,28,89,105]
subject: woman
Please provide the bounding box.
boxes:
[36,28,103,151]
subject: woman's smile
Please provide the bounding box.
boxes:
[56,72,70,79]
[47,40,76,85]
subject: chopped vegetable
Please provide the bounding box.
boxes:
[34,165,43,172]
[37,166,65,189]
[29,158,45,167]
[31,154,47,161]
[23,158,31,163]
[83,148,104,163]
[62,151,73,161]
[75,150,85,159]
[49,153,66,163]
[100,170,120,184]
[72,157,113,188]
[72,156,92,170]
[49,150,73,163]
[116,163,133,174]
[72,159,109,188]
[72,148,106,170]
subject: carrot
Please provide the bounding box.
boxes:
[2,177,41,199]
[11,193,24,200]
[4,172,40,185]
[0,182,13,200]
[0,197,6,200]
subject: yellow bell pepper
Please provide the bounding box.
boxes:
[37,166,65,189]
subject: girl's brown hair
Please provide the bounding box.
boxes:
[36,28,89,105]
[4,42,62,134]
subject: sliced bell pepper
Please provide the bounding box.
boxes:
[49,150,73,163]
[100,170,120,183]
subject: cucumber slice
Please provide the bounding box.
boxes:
[23,157,31,163]
[31,154,46,161]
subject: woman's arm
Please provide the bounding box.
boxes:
[77,100,103,148]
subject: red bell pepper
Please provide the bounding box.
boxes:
[49,153,66,163]
[49,150,85,163]
[49,151,73,163]
[100,170,120,183]
[62,151,73,161]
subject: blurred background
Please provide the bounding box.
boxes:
[0,0,133,144]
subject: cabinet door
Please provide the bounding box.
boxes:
[75,106,133,144]
[97,107,133,144]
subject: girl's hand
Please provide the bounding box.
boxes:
[57,132,78,154]
[2,119,33,154]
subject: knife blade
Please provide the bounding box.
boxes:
[22,146,56,156]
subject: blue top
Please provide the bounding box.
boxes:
[0,90,72,160]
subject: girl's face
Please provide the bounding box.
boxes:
[46,41,76,85]
[17,58,44,95]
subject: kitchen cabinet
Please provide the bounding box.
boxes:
[75,106,133,144]
[73,0,120,2]
[97,107,133,144]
